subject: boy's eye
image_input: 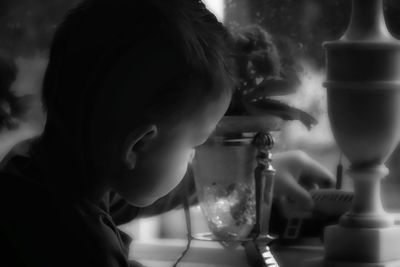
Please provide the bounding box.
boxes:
[194,137,209,149]
[194,127,216,144]
[192,136,208,149]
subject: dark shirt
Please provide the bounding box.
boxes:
[0,156,195,267]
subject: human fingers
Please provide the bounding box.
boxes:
[274,169,314,211]
[298,156,335,190]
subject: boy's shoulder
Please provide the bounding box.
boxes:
[0,156,131,267]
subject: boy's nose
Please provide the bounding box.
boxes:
[189,149,196,163]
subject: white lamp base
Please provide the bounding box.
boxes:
[324,224,400,263]
[304,258,400,267]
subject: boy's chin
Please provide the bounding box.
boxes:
[126,196,159,208]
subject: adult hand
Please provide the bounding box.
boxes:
[272,150,335,210]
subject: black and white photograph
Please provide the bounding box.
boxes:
[1,0,400,266]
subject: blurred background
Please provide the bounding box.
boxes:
[2,0,400,241]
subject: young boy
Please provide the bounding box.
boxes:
[0,0,334,266]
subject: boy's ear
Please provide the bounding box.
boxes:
[122,125,158,170]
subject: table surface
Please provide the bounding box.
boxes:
[129,239,325,267]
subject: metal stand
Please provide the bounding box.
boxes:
[244,132,279,267]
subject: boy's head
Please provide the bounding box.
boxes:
[40,0,233,205]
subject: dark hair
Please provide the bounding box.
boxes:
[35,0,234,188]
[42,0,234,133]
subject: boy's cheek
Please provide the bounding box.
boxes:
[147,160,189,196]
[115,173,162,207]
[114,146,193,205]
[116,161,189,206]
